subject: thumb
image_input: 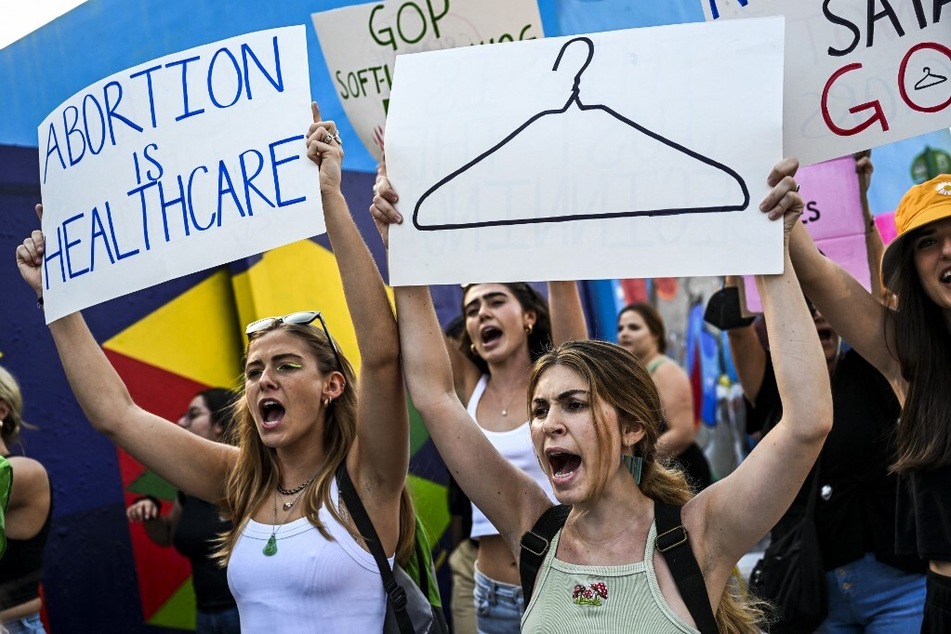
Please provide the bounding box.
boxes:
[312,101,320,124]
[35,203,43,223]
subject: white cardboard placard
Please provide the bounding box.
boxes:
[701,0,951,166]
[37,26,321,324]
[312,0,544,161]
[385,18,785,286]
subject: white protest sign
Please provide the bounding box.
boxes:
[701,0,951,166]
[385,18,785,286]
[312,0,544,161]
[38,26,320,324]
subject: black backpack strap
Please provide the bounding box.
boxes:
[519,504,572,600]
[654,502,719,634]
[335,463,414,634]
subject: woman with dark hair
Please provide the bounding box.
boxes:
[374,166,586,632]
[771,162,951,631]
[617,302,712,491]
[15,103,416,630]
[126,387,240,633]
[0,365,51,634]
[385,165,833,632]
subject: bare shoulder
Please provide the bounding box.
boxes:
[6,456,49,484]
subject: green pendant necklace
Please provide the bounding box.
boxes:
[263,472,317,557]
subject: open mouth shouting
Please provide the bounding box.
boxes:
[941,268,951,286]
[259,398,286,429]
[547,449,582,485]
[479,325,504,351]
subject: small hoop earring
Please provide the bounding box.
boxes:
[325,397,333,407]
[470,344,477,354]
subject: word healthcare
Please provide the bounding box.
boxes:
[38,29,313,293]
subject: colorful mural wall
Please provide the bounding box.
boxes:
[1,1,948,630]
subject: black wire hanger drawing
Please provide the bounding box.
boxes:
[915,67,948,91]
[412,36,750,232]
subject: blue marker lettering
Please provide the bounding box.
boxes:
[242,36,284,99]
[239,149,273,215]
[269,135,305,207]
[208,48,243,109]
[89,205,116,271]
[166,55,206,121]
[128,65,163,129]
[104,80,145,145]
[63,212,90,278]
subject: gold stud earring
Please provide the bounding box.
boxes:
[470,344,477,354]
[525,323,534,335]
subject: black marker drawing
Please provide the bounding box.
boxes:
[413,36,750,232]
[915,67,948,91]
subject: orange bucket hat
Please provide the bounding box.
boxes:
[881,174,951,292]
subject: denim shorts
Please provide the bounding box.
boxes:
[1,612,46,634]
[473,564,524,634]
[817,553,926,634]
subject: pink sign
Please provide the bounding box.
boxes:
[743,156,870,313]
[875,212,897,245]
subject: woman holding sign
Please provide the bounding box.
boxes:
[375,158,587,633]
[771,161,951,632]
[374,165,831,632]
[15,104,416,631]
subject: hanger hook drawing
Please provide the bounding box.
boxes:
[552,37,594,99]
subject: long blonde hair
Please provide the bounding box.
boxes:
[215,323,416,565]
[0,364,32,449]
[529,340,765,633]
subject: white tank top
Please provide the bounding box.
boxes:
[228,478,392,631]
[467,374,556,539]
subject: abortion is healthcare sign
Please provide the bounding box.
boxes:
[37,26,321,324]
[312,0,544,161]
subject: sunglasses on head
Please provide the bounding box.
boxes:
[245,311,342,369]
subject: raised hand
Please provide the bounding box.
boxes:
[761,157,804,237]
[126,497,160,522]
[15,204,45,298]
[369,159,401,248]
[306,101,344,194]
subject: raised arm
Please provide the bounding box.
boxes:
[15,213,234,503]
[548,281,587,345]
[394,283,551,555]
[726,320,767,405]
[769,159,899,388]
[687,163,833,578]
[306,104,408,501]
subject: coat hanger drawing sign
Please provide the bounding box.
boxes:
[384,18,785,286]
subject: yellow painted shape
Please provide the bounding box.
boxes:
[103,269,243,389]
[231,239,395,374]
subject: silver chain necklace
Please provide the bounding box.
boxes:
[263,474,317,556]
[276,470,320,496]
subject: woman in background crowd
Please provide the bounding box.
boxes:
[617,303,712,491]
[126,388,241,633]
[0,365,52,634]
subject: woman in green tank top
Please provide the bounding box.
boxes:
[377,160,830,632]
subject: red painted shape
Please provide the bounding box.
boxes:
[104,349,209,619]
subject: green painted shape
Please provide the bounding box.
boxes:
[0,456,11,558]
[407,397,430,456]
[148,576,196,630]
[407,475,450,545]
[127,470,178,501]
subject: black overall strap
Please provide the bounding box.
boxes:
[654,502,719,634]
[335,463,414,634]
[519,504,572,600]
